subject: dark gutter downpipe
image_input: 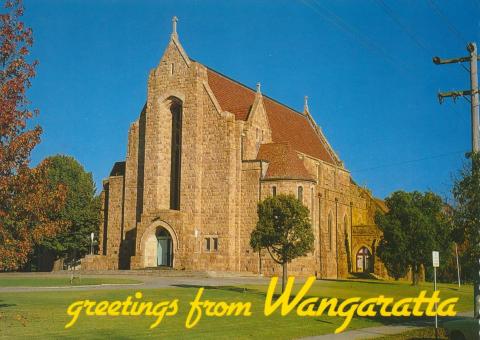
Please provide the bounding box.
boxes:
[335,197,339,279]
[349,201,353,273]
[318,193,323,278]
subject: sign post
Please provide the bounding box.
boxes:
[432,251,439,340]
[454,243,461,288]
[90,232,94,255]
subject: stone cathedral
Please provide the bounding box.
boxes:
[83,19,389,279]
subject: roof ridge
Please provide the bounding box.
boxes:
[202,63,306,118]
[261,141,291,147]
[201,60,339,166]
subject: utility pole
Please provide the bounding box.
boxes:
[433,42,479,154]
[433,42,480,325]
[469,43,479,154]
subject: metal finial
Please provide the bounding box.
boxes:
[256,82,261,93]
[304,95,309,112]
[172,16,178,36]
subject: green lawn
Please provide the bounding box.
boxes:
[370,327,448,339]
[0,278,473,339]
[0,277,142,287]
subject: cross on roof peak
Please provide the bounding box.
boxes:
[172,16,178,37]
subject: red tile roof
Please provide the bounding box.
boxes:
[257,143,315,181]
[206,68,255,121]
[206,67,337,165]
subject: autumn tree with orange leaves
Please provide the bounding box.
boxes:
[0,0,66,271]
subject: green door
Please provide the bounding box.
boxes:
[157,238,167,266]
[157,237,172,266]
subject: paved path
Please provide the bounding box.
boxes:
[300,312,473,339]
[301,325,423,340]
[0,272,271,292]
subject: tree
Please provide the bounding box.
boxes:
[250,227,263,275]
[33,155,100,269]
[250,194,314,292]
[375,191,451,285]
[0,0,66,271]
[451,153,480,282]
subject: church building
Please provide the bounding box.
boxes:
[82,18,389,279]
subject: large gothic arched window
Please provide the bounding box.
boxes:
[170,101,182,210]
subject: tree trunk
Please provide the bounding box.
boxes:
[282,261,287,293]
[258,250,262,276]
[412,264,418,286]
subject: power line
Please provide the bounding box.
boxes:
[376,0,469,74]
[300,0,414,74]
[426,0,467,43]
[447,99,468,117]
[302,0,469,122]
[301,0,471,163]
[375,0,430,53]
[301,0,382,56]
[352,150,465,173]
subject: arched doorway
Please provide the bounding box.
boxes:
[156,227,173,267]
[140,220,178,268]
[356,246,372,273]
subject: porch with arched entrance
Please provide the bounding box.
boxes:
[139,220,178,268]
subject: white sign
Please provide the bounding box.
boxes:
[432,251,439,267]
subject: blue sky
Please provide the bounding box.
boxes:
[24,0,479,199]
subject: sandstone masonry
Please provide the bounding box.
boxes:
[84,21,389,279]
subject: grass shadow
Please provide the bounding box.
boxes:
[171,282,468,329]
[172,284,256,294]
[315,318,333,324]
[320,278,389,286]
[0,300,15,308]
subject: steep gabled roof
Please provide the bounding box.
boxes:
[206,68,255,121]
[257,143,315,181]
[205,67,337,165]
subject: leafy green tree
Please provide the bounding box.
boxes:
[250,194,314,292]
[34,155,100,269]
[451,153,480,282]
[375,191,452,285]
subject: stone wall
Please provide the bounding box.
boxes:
[104,175,124,261]
[197,77,238,272]
[239,161,263,272]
